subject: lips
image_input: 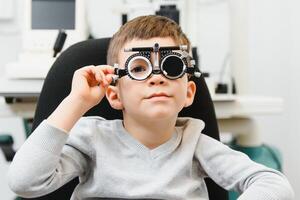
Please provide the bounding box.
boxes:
[146,92,171,99]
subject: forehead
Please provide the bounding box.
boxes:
[125,37,177,49]
[118,37,177,64]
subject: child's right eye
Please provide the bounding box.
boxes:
[130,65,146,73]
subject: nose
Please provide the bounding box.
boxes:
[149,74,166,86]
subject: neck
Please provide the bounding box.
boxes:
[123,115,177,149]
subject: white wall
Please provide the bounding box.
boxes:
[193,0,300,196]
[247,0,300,196]
[0,1,28,198]
[0,0,299,199]
[0,0,22,75]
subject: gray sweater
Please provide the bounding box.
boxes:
[8,117,294,200]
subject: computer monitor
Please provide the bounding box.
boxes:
[22,0,88,52]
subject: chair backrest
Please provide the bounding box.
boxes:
[27,38,228,200]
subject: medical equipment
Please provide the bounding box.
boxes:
[156,4,180,24]
[53,30,67,58]
[23,0,87,52]
[113,43,201,83]
[5,0,88,79]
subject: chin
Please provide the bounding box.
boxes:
[146,110,177,120]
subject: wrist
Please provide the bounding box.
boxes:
[65,94,91,115]
[47,95,89,133]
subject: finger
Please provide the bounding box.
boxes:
[81,68,98,87]
[73,66,95,85]
[95,65,115,76]
[105,74,114,85]
[78,65,95,74]
[95,65,115,85]
[76,66,97,81]
[103,66,115,75]
[98,69,108,86]
[90,67,102,84]
[103,68,115,85]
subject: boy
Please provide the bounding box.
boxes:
[8,15,294,200]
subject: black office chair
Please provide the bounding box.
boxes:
[22,38,228,200]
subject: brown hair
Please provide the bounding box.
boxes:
[107,15,190,66]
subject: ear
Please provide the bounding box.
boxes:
[184,81,197,107]
[106,85,124,110]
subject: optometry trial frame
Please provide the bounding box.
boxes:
[112,43,201,83]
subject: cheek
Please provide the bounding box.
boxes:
[118,80,141,103]
[175,82,189,102]
[179,88,188,103]
[118,78,135,94]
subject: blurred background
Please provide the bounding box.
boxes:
[0,0,299,199]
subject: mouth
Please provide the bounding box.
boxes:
[146,92,171,99]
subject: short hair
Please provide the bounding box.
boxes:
[107,15,191,66]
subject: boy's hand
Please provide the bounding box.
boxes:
[47,65,114,133]
[69,65,115,110]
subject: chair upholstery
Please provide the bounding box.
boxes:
[23,38,228,200]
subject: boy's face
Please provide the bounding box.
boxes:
[106,37,196,122]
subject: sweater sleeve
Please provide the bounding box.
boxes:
[195,134,294,200]
[7,118,94,198]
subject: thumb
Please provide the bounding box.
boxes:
[92,82,108,98]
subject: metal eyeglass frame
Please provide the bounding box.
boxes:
[112,43,201,83]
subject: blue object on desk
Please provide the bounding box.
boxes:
[227,140,283,199]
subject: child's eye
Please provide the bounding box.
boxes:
[130,65,147,73]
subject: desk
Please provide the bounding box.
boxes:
[0,78,42,98]
[213,95,283,146]
[0,77,284,146]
